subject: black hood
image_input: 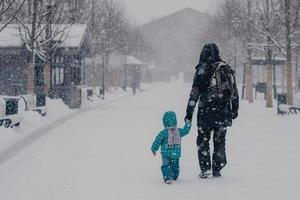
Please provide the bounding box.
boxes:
[197,43,221,67]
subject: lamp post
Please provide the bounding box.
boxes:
[232,17,240,72]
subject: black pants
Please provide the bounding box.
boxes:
[197,127,227,173]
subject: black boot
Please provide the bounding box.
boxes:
[199,170,212,179]
[212,170,221,178]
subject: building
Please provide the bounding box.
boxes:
[108,53,143,91]
[0,24,93,108]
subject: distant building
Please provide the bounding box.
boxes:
[140,8,210,81]
[0,24,93,108]
[108,53,144,91]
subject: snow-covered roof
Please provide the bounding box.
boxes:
[0,24,89,48]
[0,25,20,47]
[61,24,89,48]
[252,56,286,61]
[125,56,143,65]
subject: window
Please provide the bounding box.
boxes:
[51,67,64,86]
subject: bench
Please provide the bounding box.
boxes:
[0,97,23,128]
[289,106,300,114]
[0,114,23,128]
[278,104,300,115]
[86,89,93,101]
[255,82,267,100]
[81,88,94,104]
[20,95,47,116]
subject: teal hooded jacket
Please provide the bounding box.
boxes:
[151,111,191,159]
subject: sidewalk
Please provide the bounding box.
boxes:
[0,84,152,157]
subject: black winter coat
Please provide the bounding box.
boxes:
[185,43,239,128]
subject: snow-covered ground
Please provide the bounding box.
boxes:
[0,82,299,200]
[0,86,147,153]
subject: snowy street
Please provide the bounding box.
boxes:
[0,82,300,200]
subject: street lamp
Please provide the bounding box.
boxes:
[232,17,240,72]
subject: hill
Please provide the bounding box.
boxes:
[140,8,211,80]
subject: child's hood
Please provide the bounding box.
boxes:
[163,111,177,128]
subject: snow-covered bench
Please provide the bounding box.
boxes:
[278,92,300,115]
[20,95,47,116]
[81,87,95,104]
[0,114,23,128]
[289,106,300,114]
[278,104,300,115]
[255,82,267,100]
[0,97,23,128]
[86,89,93,101]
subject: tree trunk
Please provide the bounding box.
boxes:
[265,0,273,108]
[44,5,52,97]
[104,54,110,92]
[246,0,254,103]
[245,63,253,103]
[295,50,299,93]
[266,63,273,107]
[26,63,35,94]
[26,0,38,95]
[286,62,293,105]
[285,0,293,105]
[44,63,51,96]
[282,64,286,93]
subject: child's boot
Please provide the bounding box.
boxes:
[164,180,173,184]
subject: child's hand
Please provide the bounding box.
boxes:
[184,117,191,124]
[152,151,157,157]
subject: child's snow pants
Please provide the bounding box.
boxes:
[161,156,180,181]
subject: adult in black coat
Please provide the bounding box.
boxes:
[185,43,239,178]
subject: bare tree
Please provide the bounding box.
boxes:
[204,0,255,102]
[10,0,79,95]
[249,0,282,107]
[258,0,300,105]
[0,0,25,31]
[280,0,300,104]
[87,0,130,92]
[208,0,300,106]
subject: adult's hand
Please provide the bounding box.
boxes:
[184,115,192,124]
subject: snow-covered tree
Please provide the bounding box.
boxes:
[278,0,300,105]
[86,0,149,92]
[249,0,282,107]
[204,0,255,102]
[9,0,79,95]
[0,0,25,31]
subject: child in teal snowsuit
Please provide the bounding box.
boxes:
[151,111,191,184]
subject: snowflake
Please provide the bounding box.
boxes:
[197,68,205,75]
[189,100,196,106]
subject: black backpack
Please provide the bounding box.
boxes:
[208,62,238,103]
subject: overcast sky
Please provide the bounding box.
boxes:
[120,0,219,25]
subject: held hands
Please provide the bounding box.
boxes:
[184,115,192,124]
[152,151,157,157]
